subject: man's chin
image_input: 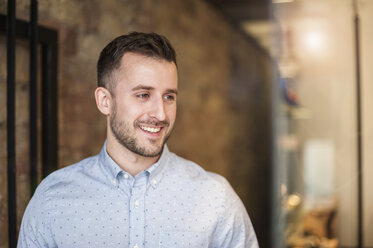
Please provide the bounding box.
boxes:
[138,147,163,158]
[132,141,165,158]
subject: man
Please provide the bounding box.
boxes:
[18,32,259,248]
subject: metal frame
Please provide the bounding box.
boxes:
[30,0,39,194]
[1,5,58,246]
[6,1,17,247]
[353,0,363,247]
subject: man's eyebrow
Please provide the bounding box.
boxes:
[131,85,178,95]
[131,85,154,91]
[166,89,178,95]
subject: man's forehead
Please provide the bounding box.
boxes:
[112,53,178,91]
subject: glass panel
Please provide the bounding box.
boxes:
[271,0,360,247]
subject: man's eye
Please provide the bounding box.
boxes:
[137,93,149,99]
[164,95,175,101]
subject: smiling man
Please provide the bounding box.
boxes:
[18,32,259,248]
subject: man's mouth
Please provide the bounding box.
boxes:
[139,125,162,133]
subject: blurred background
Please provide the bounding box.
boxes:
[0,0,372,247]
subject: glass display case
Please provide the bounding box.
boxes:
[270,0,373,247]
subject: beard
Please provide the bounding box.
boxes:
[109,102,172,157]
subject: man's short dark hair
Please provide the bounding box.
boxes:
[97,32,177,92]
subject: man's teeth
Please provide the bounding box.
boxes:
[140,126,161,133]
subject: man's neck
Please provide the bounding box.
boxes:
[106,138,160,176]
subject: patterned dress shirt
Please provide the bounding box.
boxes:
[18,143,259,248]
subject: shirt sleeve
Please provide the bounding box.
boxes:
[17,184,56,248]
[210,175,259,248]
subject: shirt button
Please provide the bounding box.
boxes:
[112,179,117,185]
[123,174,129,179]
[133,244,139,248]
[152,179,157,185]
[134,200,140,207]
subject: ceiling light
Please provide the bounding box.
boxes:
[272,0,294,4]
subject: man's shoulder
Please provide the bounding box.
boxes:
[168,152,232,191]
[23,154,99,217]
[36,155,99,195]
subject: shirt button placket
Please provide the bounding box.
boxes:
[129,177,146,248]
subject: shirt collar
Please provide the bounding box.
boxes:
[98,141,123,183]
[146,145,171,189]
[98,141,171,188]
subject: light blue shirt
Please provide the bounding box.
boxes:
[18,143,259,248]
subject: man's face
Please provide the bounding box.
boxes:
[109,53,178,157]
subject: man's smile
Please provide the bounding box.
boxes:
[139,125,162,134]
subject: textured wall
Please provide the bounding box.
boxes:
[0,38,9,248]
[0,0,272,247]
[0,39,36,248]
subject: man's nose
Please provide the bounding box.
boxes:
[149,97,166,121]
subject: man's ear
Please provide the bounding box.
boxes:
[95,87,113,115]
